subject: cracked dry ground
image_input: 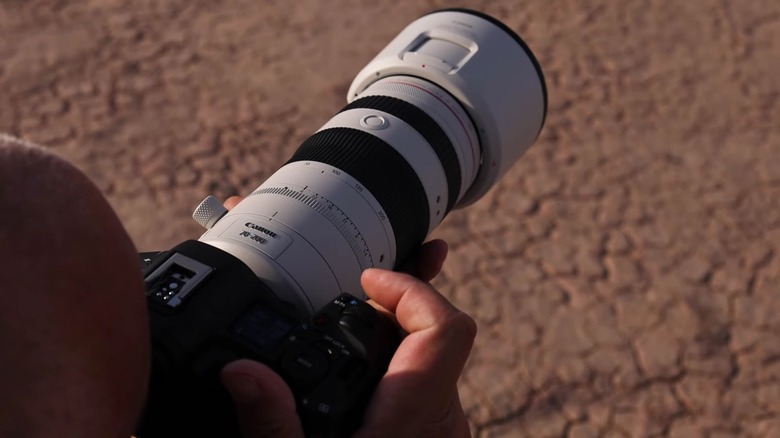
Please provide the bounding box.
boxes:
[1,1,779,437]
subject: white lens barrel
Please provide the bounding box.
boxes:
[358,76,480,203]
[323,75,480,231]
[348,8,547,206]
[197,9,547,316]
[318,108,448,233]
[199,158,399,314]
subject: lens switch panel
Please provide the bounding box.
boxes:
[404,37,471,72]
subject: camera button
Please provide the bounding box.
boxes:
[341,306,377,328]
[313,340,343,361]
[281,346,330,385]
[359,114,389,130]
[338,315,371,333]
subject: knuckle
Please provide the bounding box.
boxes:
[446,310,478,341]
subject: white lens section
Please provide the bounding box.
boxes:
[317,107,449,232]
[196,10,546,317]
[349,10,546,206]
[358,76,480,201]
[199,161,395,314]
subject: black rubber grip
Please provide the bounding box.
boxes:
[341,95,461,214]
[287,127,429,267]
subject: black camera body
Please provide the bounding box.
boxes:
[135,240,401,438]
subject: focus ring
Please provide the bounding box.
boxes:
[287,127,429,268]
[341,95,461,214]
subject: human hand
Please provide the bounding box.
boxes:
[350,265,476,438]
[219,197,475,437]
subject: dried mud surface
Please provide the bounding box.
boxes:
[2,1,779,436]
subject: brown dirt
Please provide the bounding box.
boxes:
[2,0,779,436]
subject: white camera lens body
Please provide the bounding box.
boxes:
[350,9,547,206]
[196,9,547,316]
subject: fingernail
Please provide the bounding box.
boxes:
[361,268,381,278]
[223,374,260,403]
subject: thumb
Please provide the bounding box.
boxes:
[221,359,305,438]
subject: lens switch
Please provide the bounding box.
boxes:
[403,37,471,72]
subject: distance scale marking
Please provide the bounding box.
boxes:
[251,185,375,270]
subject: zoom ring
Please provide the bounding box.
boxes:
[287,127,429,268]
[341,95,462,214]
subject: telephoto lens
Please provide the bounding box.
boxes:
[193,8,547,316]
[137,8,546,438]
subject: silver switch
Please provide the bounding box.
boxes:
[192,195,228,229]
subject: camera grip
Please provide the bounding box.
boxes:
[135,240,400,438]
